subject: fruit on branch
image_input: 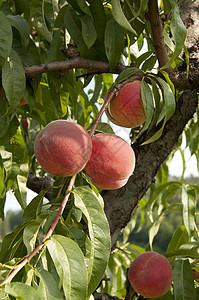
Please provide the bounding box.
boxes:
[105,80,146,128]
[128,251,173,299]
[34,120,92,177]
[84,133,135,190]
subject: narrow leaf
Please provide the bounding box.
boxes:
[47,235,88,300]
[2,49,26,108]
[30,0,52,43]
[73,186,111,297]
[148,203,181,249]
[104,17,125,70]
[80,14,97,49]
[22,188,50,224]
[0,12,12,67]
[166,225,189,255]
[35,268,63,300]
[23,213,49,254]
[140,80,154,132]
[7,14,30,49]
[157,77,176,121]
[181,184,196,236]
[173,259,196,300]
[162,0,187,69]
[5,282,42,300]
[112,0,137,35]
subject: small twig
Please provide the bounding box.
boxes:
[0,175,76,286]
[89,89,116,137]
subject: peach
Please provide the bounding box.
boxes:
[84,133,135,190]
[105,81,146,128]
[128,251,173,299]
[34,120,92,177]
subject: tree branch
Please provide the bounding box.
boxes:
[24,57,126,78]
[147,0,170,68]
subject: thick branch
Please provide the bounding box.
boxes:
[148,0,170,68]
[24,58,126,78]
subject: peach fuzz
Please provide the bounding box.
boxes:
[128,251,173,299]
[84,133,135,190]
[34,120,92,177]
[105,81,146,128]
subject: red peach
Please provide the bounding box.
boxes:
[84,133,135,190]
[128,251,173,299]
[34,120,92,177]
[105,81,146,128]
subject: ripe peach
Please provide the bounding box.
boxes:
[128,252,173,299]
[34,120,92,177]
[84,133,135,190]
[105,81,146,128]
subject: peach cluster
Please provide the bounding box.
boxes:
[34,120,136,189]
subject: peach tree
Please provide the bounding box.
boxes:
[0,0,199,299]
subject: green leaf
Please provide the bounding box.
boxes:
[114,67,140,85]
[0,122,28,210]
[73,186,111,296]
[7,14,30,50]
[0,11,12,67]
[0,224,26,262]
[47,235,88,300]
[166,225,189,255]
[5,282,42,300]
[80,14,97,49]
[140,80,154,132]
[2,48,26,109]
[112,0,137,35]
[87,121,115,135]
[104,17,125,70]
[162,0,187,69]
[35,268,63,300]
[173,259,196,300]
[23,213,49,254]
[157,77,176,121]
[141,120,166,145]
[64,6,98,59]
[148,203,181,249]
[22,188,50,224]
[0,155,6,220]
[30,0,52,43]
[181,184,196,236]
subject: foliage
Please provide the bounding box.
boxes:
[0,0,198,299]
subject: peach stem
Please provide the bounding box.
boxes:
[89,89,115,137]
[0,175,76,286]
